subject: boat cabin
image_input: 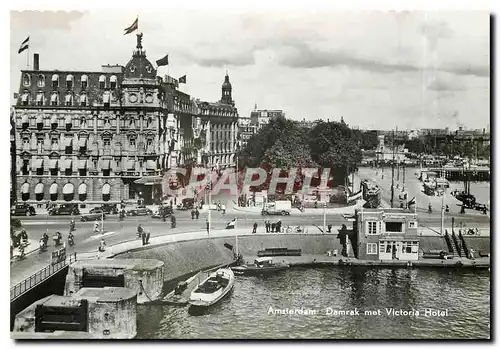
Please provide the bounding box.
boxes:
[254,257,274,267]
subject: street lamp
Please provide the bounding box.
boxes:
[323,203,326,234]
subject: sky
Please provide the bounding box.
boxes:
[10,9,490,130]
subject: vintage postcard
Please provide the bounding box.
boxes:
[9,8,490,340]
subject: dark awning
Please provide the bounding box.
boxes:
[48,159,58,169]
[78,160,87,169]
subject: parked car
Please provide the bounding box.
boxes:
[474,203,488,212]
[152,206,173,218]
[81,212,107,222]
[11,203,36,216]
[126,205,152,216]
[177,198,195,210]
[90,204,118,215]
[49,204,80,216]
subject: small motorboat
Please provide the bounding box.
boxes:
[188,268,234,308]
[231,257,290,276]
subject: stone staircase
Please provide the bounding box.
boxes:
[452,231,466,257]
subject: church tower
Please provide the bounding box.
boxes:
[220,73,234,106]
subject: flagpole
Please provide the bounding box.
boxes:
[26,42,30,69]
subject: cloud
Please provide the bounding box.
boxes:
[179,49,255,67]
[11,10,86,30]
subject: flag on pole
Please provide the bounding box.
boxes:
[18,36,29,54]
[179,75,187,84]
[407,196,416,211]
[124,18,138,35]
[156,54,169,67]
[225,218,236,230]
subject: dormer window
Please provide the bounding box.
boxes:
[103,91,110,108]
[21,92,29,106]
[23,73,31,87]
[81,75,88,89]
[66,75,74,89]
[80,94,87,107]
[52,74,59,88]
[37,74,45,88]
[50,93,59,106]
[65,94,73,106]
[99,75,106,89]
[110,75,117,89]
[36,92,44,106]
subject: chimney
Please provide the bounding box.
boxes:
[33,53,39,71]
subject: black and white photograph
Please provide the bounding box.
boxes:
[8,5,491,340]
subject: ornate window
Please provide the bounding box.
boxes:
[23,73,31,87]
[99,75,106,89]
[52,74,59,88]
[110,75,117,89]
[66,75,74,89]
[81,75,88,89]
[37,74,45,88]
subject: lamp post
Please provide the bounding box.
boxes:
[323,203,326,234]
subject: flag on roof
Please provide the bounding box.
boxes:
[179,75,187,84]
[18,36,29,54]
[124,18,138,35]
[225,218,236,230]
[156,54,169,67]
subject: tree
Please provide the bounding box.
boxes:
[308,121,362,185]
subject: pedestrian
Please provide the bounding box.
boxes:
[221,204,226,214]
[252,222,257,234]
[137,224,144,239]
[460,205,465,214]
[265,220,270,233]
[327,224,332,233]
[174,196,177,205]
[94,221,100,234]
[276,220,282,233]
[271,222,276,233]
[206,220,210,234]
[191,210,195,220]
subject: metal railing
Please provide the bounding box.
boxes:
[10,252,77,302]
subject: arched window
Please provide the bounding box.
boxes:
[99,75,106,89]
[52,74,59,88]
[21,182,30,201]
[102,183,111,202]
[37,74,45,88]
[35,182,44,201]
[81,75,88,89]
[62,182,74,202]
[78,183,87,201]
[49,182,58,201]
[66,75,74,89]
[110,75,117,89]
[23,73,31,87]
[36,91,44,106]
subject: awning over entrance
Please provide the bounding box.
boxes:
[35,183,44,194]
[21,182,30,194]
[146,160,157,170]
[78,160,87,169]
[134,176,163,185]
[31,159,43,171]
[62,159,73,171]
[64,138,73,147]
[78,138,87,148]
[78,183,87,194]
[48,159,58,169]
[102,183,111,195]
[126,160,136,170]
[100,159,111,170]
[62,183,74,195]
[49,183,58,194]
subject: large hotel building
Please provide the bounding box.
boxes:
[12,33,239,206]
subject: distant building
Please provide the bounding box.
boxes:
[297,118,319,129]
[354,208,420,261]
[250,107,285,130]
[237,116,258,149]
[375,135,408,163]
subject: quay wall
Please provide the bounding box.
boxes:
[114,234,491,284]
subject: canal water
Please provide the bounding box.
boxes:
[136,267,490,339]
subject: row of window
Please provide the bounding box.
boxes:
[23,73,118,90]
[367,241,419,255]
[21,136,153,149]
[20,182,111,202]
[200,108,237,117]
[366,220,417,235]
[19,115,154,129]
